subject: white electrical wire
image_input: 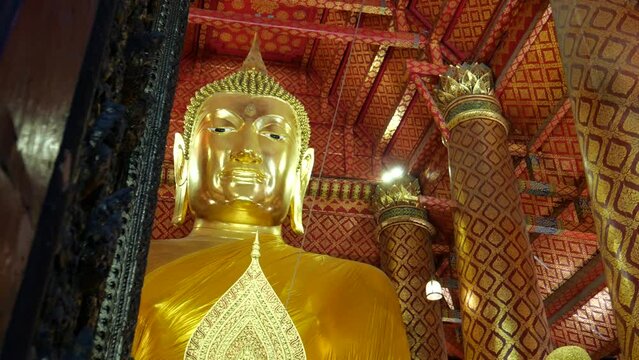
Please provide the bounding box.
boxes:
[285,4,368,308]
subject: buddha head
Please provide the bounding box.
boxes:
[172,36,314,234]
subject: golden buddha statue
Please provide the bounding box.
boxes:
[132,37,410,359]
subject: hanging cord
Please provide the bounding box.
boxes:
[285,5,367,308]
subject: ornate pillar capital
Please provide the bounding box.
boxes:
[436,63,509,133]
[372,175,435,235]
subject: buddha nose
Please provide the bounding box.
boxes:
[230,149,263,165]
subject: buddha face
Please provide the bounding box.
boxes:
[178,92,312,227]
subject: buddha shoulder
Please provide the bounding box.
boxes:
[301,252,397,298]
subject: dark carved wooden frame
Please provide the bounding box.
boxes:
[1,0,188,359]
[92,1,190,358]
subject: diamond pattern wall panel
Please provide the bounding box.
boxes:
[444,0,501,59]
[334,41,380,123]
[311,124,346,177]
[551,1,639,357]
[551,289,617,355]
[499,18,567,142]
[284,198,379,265]
[151,184,194,240]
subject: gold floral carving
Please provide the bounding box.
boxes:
[372,175,420,212]
[251,0,278,14]
[435,63,509,133]
[184,234,306,360]
[436,63,494,105]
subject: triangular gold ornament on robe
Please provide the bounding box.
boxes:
[183,233,306,360]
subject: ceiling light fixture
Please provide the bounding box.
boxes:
[425,279,443,301]
[381,166,404,183]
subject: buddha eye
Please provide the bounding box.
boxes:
[262,132,285,141]
[208,127,236,134]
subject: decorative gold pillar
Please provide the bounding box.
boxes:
[436,64,552,359]
[373,176,447,360]
[550,1,639,358]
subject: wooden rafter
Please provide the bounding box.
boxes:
[545,253,606,325]
[376,83,417,156]
[428,0,462,64]
[347,45,391,124]
[272,0,393,15]
[472,0,523,62]
[188,8,427,48]
[413,75,449,138]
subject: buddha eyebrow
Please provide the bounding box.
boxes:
[254,115,293,133]
[202,109,243,127]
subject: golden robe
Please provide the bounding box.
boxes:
[133,234,410,359]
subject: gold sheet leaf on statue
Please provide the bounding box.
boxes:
[184,235,306,360]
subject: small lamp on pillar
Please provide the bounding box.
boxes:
[425,279,443,301]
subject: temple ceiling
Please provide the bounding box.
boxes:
[151,0,614,357]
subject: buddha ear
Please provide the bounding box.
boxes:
[172,133,189,225]
[290,148,314,234]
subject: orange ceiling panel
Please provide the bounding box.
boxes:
[499,18,567,142]
[535,112,584,186]
[444,0,502,58]
[335,41,381,121]
[410,0,442,27]
[387,94,433,161]
[490,0,548,76]
[309,11,351,84]
[532,234,599,298]
[358,48,419,144]
[205,0,318,63]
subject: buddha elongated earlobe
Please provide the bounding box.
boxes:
[172,133,189,225]
[290,149,314,234]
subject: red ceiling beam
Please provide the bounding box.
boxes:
[517,179,580,199]
[412,75,449,139]
[273,0,394,16]
[494,4,553,98]
[418,196,597,240]
[377,82,417,157]
[472,0,523,62]
[188,8,427,48]
[428,0,462,64]
[347,45,390,124]
[407,75,449,186]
